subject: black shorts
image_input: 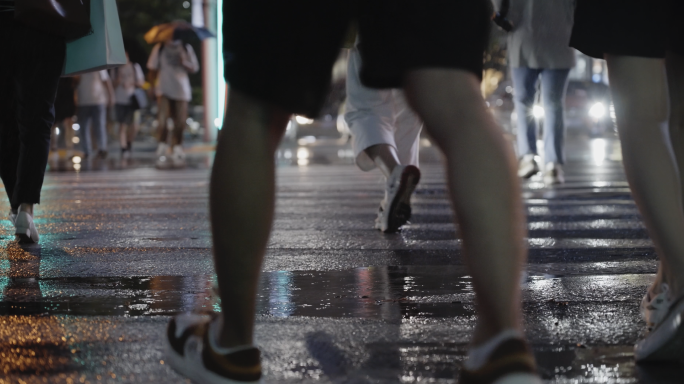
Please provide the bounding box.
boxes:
[223,0,490,117]
[570,0,684,59]
[115,104,135,124]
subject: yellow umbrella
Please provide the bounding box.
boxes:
[144,21,215,45]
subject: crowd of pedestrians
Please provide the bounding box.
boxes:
[2,0,684,383]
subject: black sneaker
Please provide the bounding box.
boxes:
[164,313,262,383]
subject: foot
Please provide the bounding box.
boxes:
[8,210,16,225]
[121,148,132,160]
[156,142,169,157]
[635,285,684,362]
[172,145,186,168]
[14,207,39,243]
[543,162,564,184]
[375,165,421,233]
[460,338,541,384]
[165,313,262,383]
[97,150,108,159]
[517,154,539,179]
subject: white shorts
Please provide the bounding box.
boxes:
[344,48,423,172]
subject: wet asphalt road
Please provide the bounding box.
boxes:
[1,135,683,383]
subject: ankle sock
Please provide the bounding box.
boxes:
[208,315,255,356]
[464,329,523,370]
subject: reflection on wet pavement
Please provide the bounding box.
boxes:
[1,137,682,383]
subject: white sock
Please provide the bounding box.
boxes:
[208,315,254,355]
[464,329,523,370]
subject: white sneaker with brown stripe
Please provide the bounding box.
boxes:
[459,338,542,384]
[165,313,262,383]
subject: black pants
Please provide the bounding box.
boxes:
[0,14,65,210]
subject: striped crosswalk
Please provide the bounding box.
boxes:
[0,141,669,383]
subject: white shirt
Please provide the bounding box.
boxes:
[147,41,199,102]
[113,62,144,105]
[495,0,577,69]
[77,70,111,106]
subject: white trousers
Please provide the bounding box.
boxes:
[344,48,423,172]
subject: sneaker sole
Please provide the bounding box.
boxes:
[15,227,37,243]
[492,373,543,384]
[636,297,684,362]
[384,165,421,233]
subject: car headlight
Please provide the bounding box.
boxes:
[589,102,606,119]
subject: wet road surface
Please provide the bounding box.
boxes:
[1,136,682,383]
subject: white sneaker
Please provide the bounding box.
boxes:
[641,284,671,331]
[635,285,684,362]
[156,143,171,169]
[8,210,16,225]
[543,162,565,184]
[14,208,39,243]
[165,313,262,383]
[375,165,421,233]
[172,145,186,168]
[517,154,539,178]
[156,142,169,157]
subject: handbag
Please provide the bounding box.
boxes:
[14,0,92,40]
[63,0,126,76]
[130,88,149,110]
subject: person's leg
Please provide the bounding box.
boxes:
[0,89,20,210]
[172,100,188,147]
[157,96,170,145]
[78,107,94,157]
[119,122,129,149]
[666,51,684,205]
[64,117,74,152]
[93,104,107,155]
[212,89,291,348]
[364,144,401,178]
[392,90,423,167]
[540,69,570,165]
[345,47,399,175]
[605,55,684,298]
[512,67,541,158]
[403,69,527,345]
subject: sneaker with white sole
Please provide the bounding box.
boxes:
[165,313,262,384]
[459,338,542,384]
[543,162,565,184]
[375,165,421,233]
[517,154,539,179]
[172,145,186,168]
[635,284,684,362]
[14,208,39,243]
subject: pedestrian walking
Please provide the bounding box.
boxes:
[345,46,423,233]
[76,70,115,159]
[497,0,576,184]
[51,77,78,159]
[147,39,199,168]
[112,51,145,159]
[0,3,67,243]
[164,1,540,384]
[571,0,684,363]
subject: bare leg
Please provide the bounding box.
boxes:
[364,144,401,179]
[119,123,129,149]
[605,55,684,297]
[212,90,291,347]
[667,52,684,206]
[403,69,527,345]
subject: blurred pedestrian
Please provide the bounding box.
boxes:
[0,3,66,242]
[112,51,145,158]
[345,46,423,233]
[147,39,199,168]
[164,1,540,384]
[51,77,78,159]
[76,70,115,159]
[571,0,684,363]
[496,0,576,184]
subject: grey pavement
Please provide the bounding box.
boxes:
[1,135,682,383]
